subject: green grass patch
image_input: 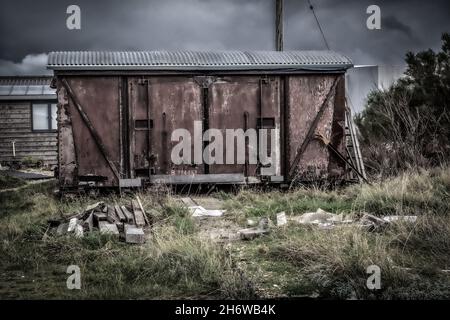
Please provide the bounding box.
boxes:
[0,172,26,191]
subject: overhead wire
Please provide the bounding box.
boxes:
[307,0,330,50]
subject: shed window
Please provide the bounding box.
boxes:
[32,103,57,131]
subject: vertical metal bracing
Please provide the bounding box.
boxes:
[244,111,249,180]
[202,86,209,174]
[146,81,152,178]
[344,106,367,181]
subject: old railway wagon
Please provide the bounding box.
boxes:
[47,50,353,189]
[0,76,57,168]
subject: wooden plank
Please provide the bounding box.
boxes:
[0,126,31,132]
[0,113,31,118]
[0,151,58,156]
[0,109,30,115]
[0,133,57,139]
[0,146,57,152]
[131,200,145,227]
[107,205,119,223]
[114,205,127,222]
[0,119,31,125]
[0,155,57,161]
[136,195,150,226]
[0,141,57,147]
[120,205,134,224]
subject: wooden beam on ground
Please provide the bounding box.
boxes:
[114,205,126,222]
[135,195,150,226]
[120,205,135,224]
[131,200,146,227]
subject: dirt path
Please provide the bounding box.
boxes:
[0,179,54,194]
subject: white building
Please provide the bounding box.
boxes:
[346,65,406,114]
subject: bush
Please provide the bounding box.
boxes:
[355,33,450,177]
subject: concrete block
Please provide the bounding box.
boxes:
[99,221,119,236]
[124,224,145,244]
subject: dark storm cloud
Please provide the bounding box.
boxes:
[383,15,413,38]
[0,0,449,75]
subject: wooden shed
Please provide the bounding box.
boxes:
[47,50,355,189]
[0,76,57,168]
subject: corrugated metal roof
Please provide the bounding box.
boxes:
[47,50,353,72]
[0,76,56,100]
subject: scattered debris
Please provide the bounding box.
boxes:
[239,228,270,240]
[190,206,225,217]
[239,217,271,240]
[56,223,68,235]
[290,208,417,231]
[359,213,389,231]
[290,208,353,229]
[382,215,418,223]
[276,212,287,226]
[67,218,78,233]
[246,217,259,227]
[179,196,226,217]
[49,196,150,244]
[180,197,198,207]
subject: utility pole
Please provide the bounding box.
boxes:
[276,0,283,51]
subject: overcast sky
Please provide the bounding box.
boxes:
[0,0,448,75]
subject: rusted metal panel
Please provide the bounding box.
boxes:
[287,75,340,181]
[128,76,203,177]
[328,76,346,178]
[57,85,77,186]
[64,77,121,186]
[208,76,281,177]
[55,71,349,188]
[209,76,259,175]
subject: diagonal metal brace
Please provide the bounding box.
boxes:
[315,134,370,184]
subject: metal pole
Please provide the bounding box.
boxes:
[276,0,283,51]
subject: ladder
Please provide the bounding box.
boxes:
[344,105,367,182]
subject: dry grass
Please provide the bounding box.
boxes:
[0,166,449,299]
